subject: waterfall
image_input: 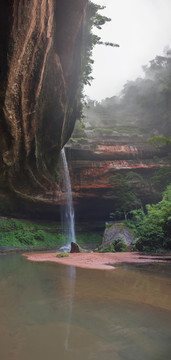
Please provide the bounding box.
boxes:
[61,148,76,249]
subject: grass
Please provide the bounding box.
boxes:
[0,218,102,250]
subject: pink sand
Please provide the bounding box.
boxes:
[23,252,167,270]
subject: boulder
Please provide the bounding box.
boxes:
[70,242,82,253]
[103,223,136,247]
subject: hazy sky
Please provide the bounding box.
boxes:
[84,0,171,101]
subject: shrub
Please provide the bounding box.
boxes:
[136,226,164,252]
[114,238,128,252]
[56,252,69,258]
[15,231,35,245]
[97,238,128,253]
[124,185,171,252]
[163,238,171,249]
[34,230,45,241]
[98,243,115,253]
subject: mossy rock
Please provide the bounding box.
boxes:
[103,223,136,246]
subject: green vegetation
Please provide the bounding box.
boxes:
[126,185,171,252]
[108,172,147,220]
[81,1,118,88]
[105,222,125,229]
[0,219,64,249]
[84,48,171,138]
[92,127,114,132]
[0,218,102,250]
[76,233,101,247]
[73,1,119,129]
[56,252,69,258]
[96,238,128,253]
[147,136,171,148]
[69,137,89,144]
[114,238,128,252]
[151,166,171,192]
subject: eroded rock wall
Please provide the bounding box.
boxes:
[0,0,87,214]
[66,135,170,220]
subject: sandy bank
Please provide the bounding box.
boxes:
[23,252,169,270]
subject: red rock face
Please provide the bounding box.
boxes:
[68,139,166,191]
[94,144,139,155]
[64,138,170,220]
[0,0,87,213]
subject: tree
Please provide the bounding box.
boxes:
[109,173,142,220]
[134,184,171,251]
[81,1,119,87]
[147,136,171,148]
[76,1,119,124]
[84,47,171,137]
[152,166,171,192]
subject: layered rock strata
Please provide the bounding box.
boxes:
[66,134,170,220]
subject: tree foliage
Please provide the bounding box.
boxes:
[84,47,171,138]
[109,172,146,219]
[129,185,171,252]
[74,1,119,124]
[151,166,171,192]
[81,1,118,88]
[147,136,171,148]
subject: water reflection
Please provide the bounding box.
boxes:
[0,255,170,360]
[64,266,76,351]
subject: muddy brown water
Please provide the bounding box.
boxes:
[0,254,171,360]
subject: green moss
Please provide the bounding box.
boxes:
[56,252,69,258]
[105,222,125,229]
[105,223,113,229]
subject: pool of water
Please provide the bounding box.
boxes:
[0,254,171,360]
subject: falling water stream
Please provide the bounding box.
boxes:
[61,148,76,250]
[60,148,76,350]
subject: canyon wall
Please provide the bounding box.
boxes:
[66,132,170,220]
[0,1,169,220]
[0,0,87,216]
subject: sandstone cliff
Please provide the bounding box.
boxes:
[66,132,170,220]
[0,0,87,215]
[0,1,169,221]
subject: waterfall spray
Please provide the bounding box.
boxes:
[61,148,76,250]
